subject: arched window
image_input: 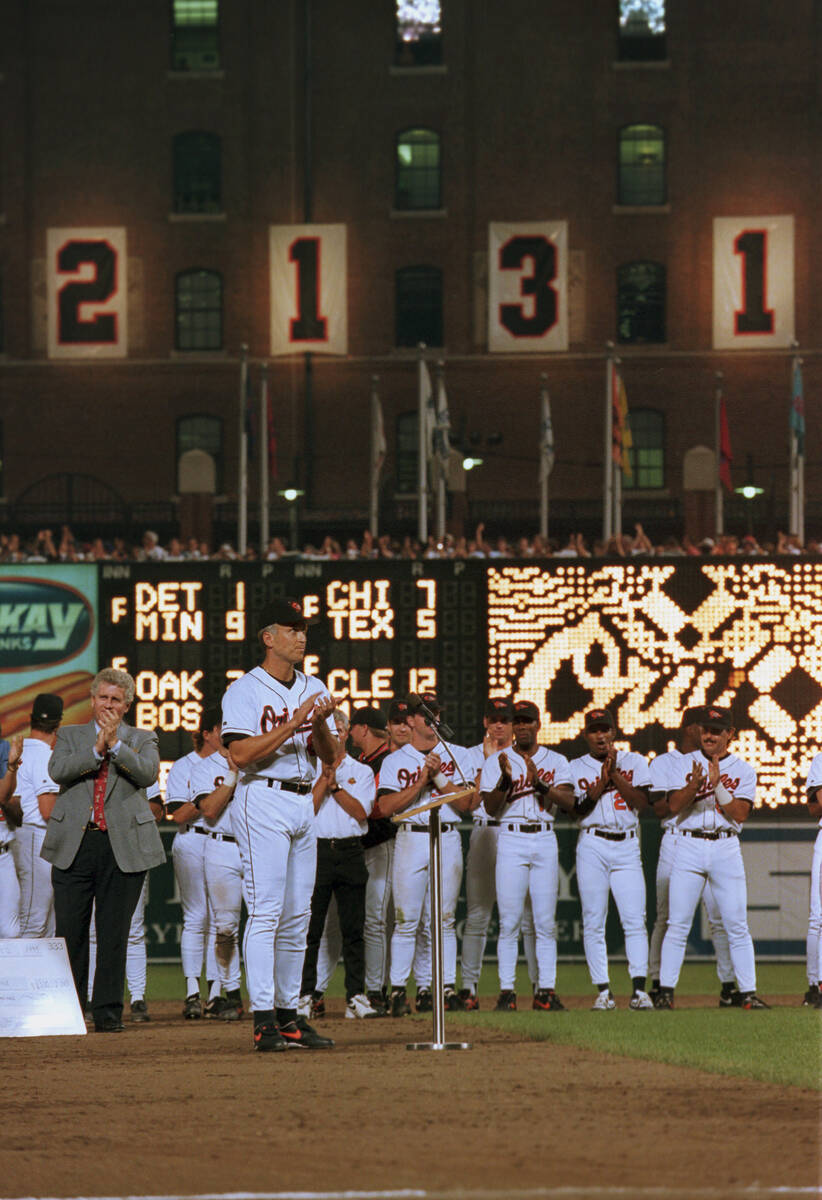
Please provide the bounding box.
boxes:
[617,261,665,344]
[176,413,224,491]
[175,269,223,350]
[618,1,666,61]
[395,0,442,66]
[618,124,666,206]
[395,128,441,210]
[627,408,665,490]
[395,266,443,347]
[171,0,220,71]
[173,131,221,213]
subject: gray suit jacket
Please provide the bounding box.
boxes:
[42,721,165,873]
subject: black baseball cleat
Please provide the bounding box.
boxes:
[183,993,202,1019]
[367,990,388,1016]
[390,987,411,1018]
[310,992,326,1019]
[129,999,151,1023]
[279,1016,335,1048]
[203,996,225,1018]
[415,987,433,1013]
[253,1022,288,1052]
[718,986,743,1008]
[494,990,517,1012]
[219,990,244,1021]
[741,993,770,1009]
[444,986,461,1011]
[801,985,820,1007]
[533,988,566,1011]
[654,990,675,1009]
[457,988,479,1011]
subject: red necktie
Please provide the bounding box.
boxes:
[92,757,110,830]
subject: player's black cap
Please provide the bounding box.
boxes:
[512,699,540,722]
[681,706,705,728]
[256,596,319,635]
[388,700,412,722]
[31,693,63,723]
[408,692,441,717]
[584,707,615,731]
[485,697,513,721]
[349,705,387,731]
[700,706,733,730]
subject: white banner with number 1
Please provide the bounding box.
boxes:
[269,224,347,356]
[713,215,794,350]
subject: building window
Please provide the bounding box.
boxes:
[395,1,442,66]
[396,411,419,493]
[171,0,220,71]
[627,408,665,490]
[175,269,223,350]
[173,131,221,213]
[177,413,223,490]
[395,129,441,211]
[396,266,443,348]
[618,124,666,206]
[617,261,665,344]
[618,2,666,61]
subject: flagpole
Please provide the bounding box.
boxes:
[260,361,269,554]
[238,344,249,556]
[604,346,614,541]
[417,345,429,544]
[369,373,381,537]
[539,373,549,540]
[714,371,724,536]
[435,360,446,543]
[790,345,805,545]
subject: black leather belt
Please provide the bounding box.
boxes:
[504,823,550,833]
[400,823,457,832]
[265,779,312,794]
[317,836,362,848]
[86,822,107,833]
[591,828,636,842]
[475,819,501,827]
[681,829,737,840]
[193,827,237,843]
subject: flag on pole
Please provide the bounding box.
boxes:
[372,388,387,479]
[539,381,555,485]
[433,366,451,481]
[719,394,734,491]
[244,365,255,454]
[420,357,435,455]
[612,367,633,482]
[791,358,805,457]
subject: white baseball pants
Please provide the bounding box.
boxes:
[13,824,55,937]
[204,836,243,993]
[807,829,822,986]
[0,847,20,937]
[660,834,756,993]
[576,829,649,985]
[495,828,559,991]
[649,829,734,984]
[390,826,463,989]
[172,829,218,988]
[231,783,317,1013]
[461,823,537,992]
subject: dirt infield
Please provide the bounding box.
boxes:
[3,999,819,1200]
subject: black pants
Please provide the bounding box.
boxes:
[52,829,146,1026]
[301,837,367,1001]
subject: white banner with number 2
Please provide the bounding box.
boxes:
[488,221,568,353]
[47,227,128,359]
[269,224,347,356]
[713,215,794,350]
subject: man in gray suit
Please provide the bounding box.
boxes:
[43,667,165,1032]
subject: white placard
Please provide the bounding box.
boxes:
[0,938,86,1037]
[713,215,794,349]
[46,227,128,359]
[269,223,347,356]
[488,221,568,352]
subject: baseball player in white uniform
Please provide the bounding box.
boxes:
[377,692,477,1017]
[458,698,538,1010]
[0,735,23,936]
[191,744,245,1020]
[222,595,338,1052]
[165,707,223,1017]
[480,699,574,1012]
[657,706,767,1009]
[569,708,653,1010]
[649,707,739,1008]
[803,755,822,1008]
[12,693,63,937]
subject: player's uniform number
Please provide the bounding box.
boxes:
[289,237,328,342]
[733,230,774,335]
[57,240,118,344]
[498,235,559,338]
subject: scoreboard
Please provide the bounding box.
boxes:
[3,558,821,810]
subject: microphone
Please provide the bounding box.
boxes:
[408,693,455,741]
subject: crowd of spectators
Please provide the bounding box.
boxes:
[0,524,818,564]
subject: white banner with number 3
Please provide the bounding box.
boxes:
[269,224,347,356]
[713,215,794,350]
[488,221,568,353]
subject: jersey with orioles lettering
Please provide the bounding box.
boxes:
[669,749,756,834]
[568,750,651,832]
[479,746,571,824]
[378,739,473,825]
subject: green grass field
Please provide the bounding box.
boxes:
[147,960,821,1090]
